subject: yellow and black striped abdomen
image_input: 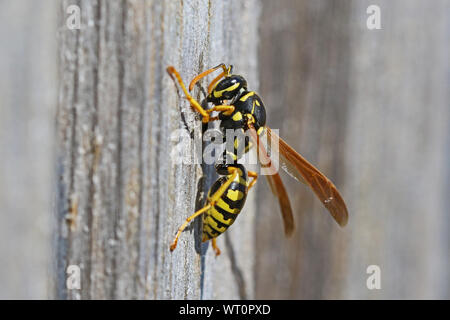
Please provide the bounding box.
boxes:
[202,168,248,241]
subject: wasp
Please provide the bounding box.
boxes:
[166,64,348,256]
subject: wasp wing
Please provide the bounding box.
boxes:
[263,131,308,186]
[265,127,349,227]
[248,125,295,236]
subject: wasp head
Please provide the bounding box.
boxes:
[207,75,247,105]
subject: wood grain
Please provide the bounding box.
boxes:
[55,0,260,299]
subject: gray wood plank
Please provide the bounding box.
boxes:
[54,0,260,300]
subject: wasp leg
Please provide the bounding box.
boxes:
[211,238,221,256]
[208,166,239,203]
[205,64,233,94]
[188,63,231,92]
[170,167,239,252]
[206,105,235,116]
[207,71,226,94]
[247,170,258,190]
[167,66,216,124]
[169,204,212,252]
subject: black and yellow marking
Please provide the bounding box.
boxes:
[202,165,248,242]
[207,73,248,105]
[167,64,267,256]
[220,128,252,165]
[239,91,255,102]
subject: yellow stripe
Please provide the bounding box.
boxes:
[210,207,234,225]
[206,216,227,233]
[226,189,245,201]
[232,112,243,121]
[216,198,241,214]
[239,91,255,102]
[213,82,240,98]
[204,225,218,236]
[257,126,265,135]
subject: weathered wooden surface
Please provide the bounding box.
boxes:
[55,0,260,299]
[0,0,57,299]
[256,0,450,299]
[3,0,448,301]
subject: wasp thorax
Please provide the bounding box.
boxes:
[208,75,247,104]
